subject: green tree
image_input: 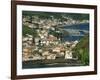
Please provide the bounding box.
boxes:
[72,35,89,65]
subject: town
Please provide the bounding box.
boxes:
[22,12,89,66]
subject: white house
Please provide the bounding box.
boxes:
[47,54,56,60]
[65,50,73,59]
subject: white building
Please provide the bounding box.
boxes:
[65,50,73,59]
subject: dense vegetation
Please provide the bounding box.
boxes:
[23,25,37,37]
[23,25,33,36]
[72,35,89,65]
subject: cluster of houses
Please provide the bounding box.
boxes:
[22,15,79,62]
[22,34,78,61]
[23,15,89,28]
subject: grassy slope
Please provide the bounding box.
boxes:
[72,35,89,65]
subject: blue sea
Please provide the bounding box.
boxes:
[62,23,89,41]
[63,23,89,30]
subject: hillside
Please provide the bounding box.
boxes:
[23,11,89,20]
[72,35,89,65]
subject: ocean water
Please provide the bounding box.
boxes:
[63,23,89,30]
[62,23,89,41]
